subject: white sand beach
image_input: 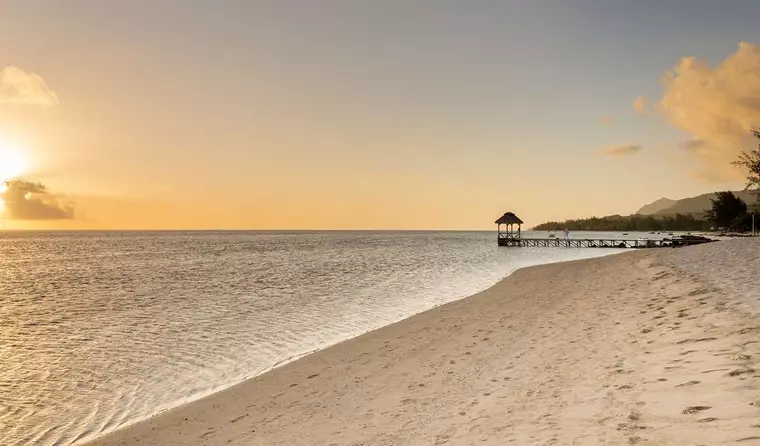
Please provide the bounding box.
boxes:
[90,239,760,445]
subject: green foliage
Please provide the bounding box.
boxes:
[733,130,760,200]
[533,213,709,232]
[705,191,747,229]
[731,212,756,232]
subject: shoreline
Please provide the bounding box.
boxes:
[89,241,760,445]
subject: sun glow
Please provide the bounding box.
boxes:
[0,140,28,182]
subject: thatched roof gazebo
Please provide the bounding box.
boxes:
[495,212,523,246]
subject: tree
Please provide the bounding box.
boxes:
[733,130,760,200]
[705,191,747,229]
[532,213,708,231]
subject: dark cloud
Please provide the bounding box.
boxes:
[1,180,74,220]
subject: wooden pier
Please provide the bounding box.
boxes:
[497,236,712,249]
[494,211,714,249]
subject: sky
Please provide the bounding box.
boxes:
[1,0,760,230]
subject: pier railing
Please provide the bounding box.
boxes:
[497,237,713,249]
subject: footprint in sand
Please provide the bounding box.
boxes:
[200,430,215,438]
[434,427,458,445]
[230,414,249,423]
[675,381,700,387]
[677,337,718,345]
[682,405,711,414]
[645,378,668,383]
[727,368,755,377]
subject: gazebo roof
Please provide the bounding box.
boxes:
[495,212,523,225]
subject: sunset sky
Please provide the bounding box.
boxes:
[1,1,760,229]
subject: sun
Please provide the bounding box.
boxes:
[0,140,27,182]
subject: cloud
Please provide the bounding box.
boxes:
[601,144,643,156]
[657,42,760,181]
[633,96,647,115]
[599,116,615,126]
[679,138,707,152]
[0,66,59,106]
[1,180,74,219]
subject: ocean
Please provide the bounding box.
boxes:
[0,230,643,445]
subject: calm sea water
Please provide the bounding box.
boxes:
[0,230,644,445]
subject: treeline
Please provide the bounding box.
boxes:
[705,191,758,232]
[534,192,759,232]
[533,214,709,232]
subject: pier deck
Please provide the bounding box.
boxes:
[497,237,713,248]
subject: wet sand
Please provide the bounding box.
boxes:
[89,239,760,445]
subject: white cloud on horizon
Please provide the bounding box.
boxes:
[0,66,59,106]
